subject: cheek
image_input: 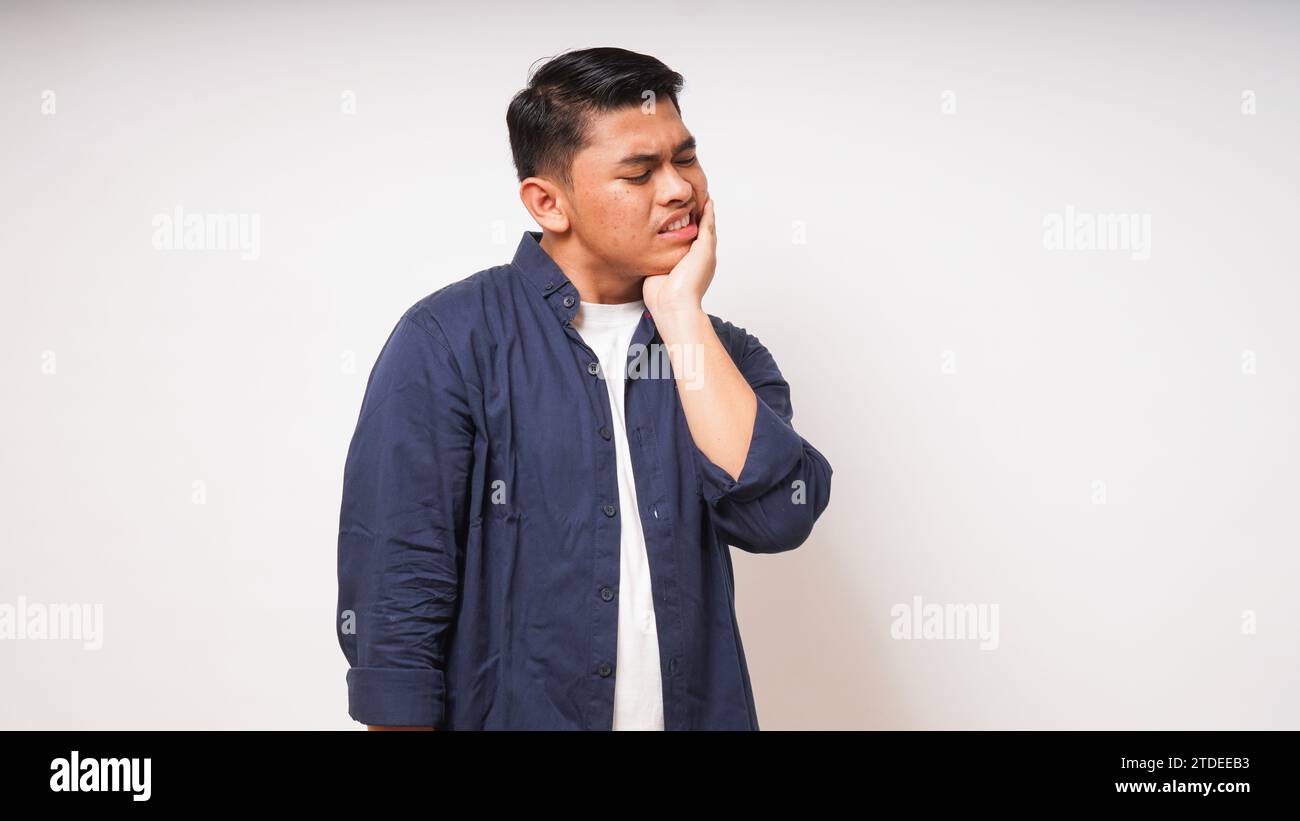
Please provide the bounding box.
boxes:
[607,197,657,252]
[594,190,643,232]
[689,167,708,194]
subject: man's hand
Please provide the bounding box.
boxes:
[642,196,757,482]
[642,195,715,316]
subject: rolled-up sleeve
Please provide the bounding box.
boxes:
[336,311,473,727]
[692,322,833,554]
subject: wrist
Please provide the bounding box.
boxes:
[651,302,705,334]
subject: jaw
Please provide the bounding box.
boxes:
[641,245,690,276]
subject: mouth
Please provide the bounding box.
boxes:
[655,208,699,242]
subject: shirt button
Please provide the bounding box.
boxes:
[602,503,616,517]
[587,361,600,376]
[600,586,614,602]
[598,662,612,677]
[599,426,612,440]
[563,295,575,308]
[544,281,554,291]
[668,658,677,673]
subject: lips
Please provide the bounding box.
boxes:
[657,213,696,241]
[656,205,700,242]
[658,210,693,234]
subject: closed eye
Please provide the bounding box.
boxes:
[625,156,698,185]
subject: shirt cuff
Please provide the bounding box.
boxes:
[694,396,805,506]
[346,666,446,727]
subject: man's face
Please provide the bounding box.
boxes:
[561,99,708,277]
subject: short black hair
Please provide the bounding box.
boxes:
[506,47,685,189]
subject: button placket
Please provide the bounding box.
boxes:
[554,283,629,721]
[516,242,682,724]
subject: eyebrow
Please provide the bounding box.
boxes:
[615,136,696,168]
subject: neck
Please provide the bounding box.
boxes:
[540,230,645,304]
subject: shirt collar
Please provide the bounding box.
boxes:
[510,230,661,347]
[511,230,571,298]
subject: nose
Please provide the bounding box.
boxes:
[660,162,694,202]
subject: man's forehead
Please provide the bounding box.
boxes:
[582,104,691,161]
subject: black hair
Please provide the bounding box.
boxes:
[506,47,684,189]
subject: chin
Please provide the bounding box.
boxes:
[643,248,688,276]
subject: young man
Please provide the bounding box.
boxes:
[336,47,832,731]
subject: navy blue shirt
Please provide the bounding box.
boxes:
[336,230,833,729]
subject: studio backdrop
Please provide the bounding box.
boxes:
[2,0,1297,729]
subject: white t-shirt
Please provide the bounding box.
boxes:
[572,298,665,731]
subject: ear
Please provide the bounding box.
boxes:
[519,177,571,233]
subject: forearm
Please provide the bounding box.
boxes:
[654,305,757,482]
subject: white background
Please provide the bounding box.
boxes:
[2,0,1297,728]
